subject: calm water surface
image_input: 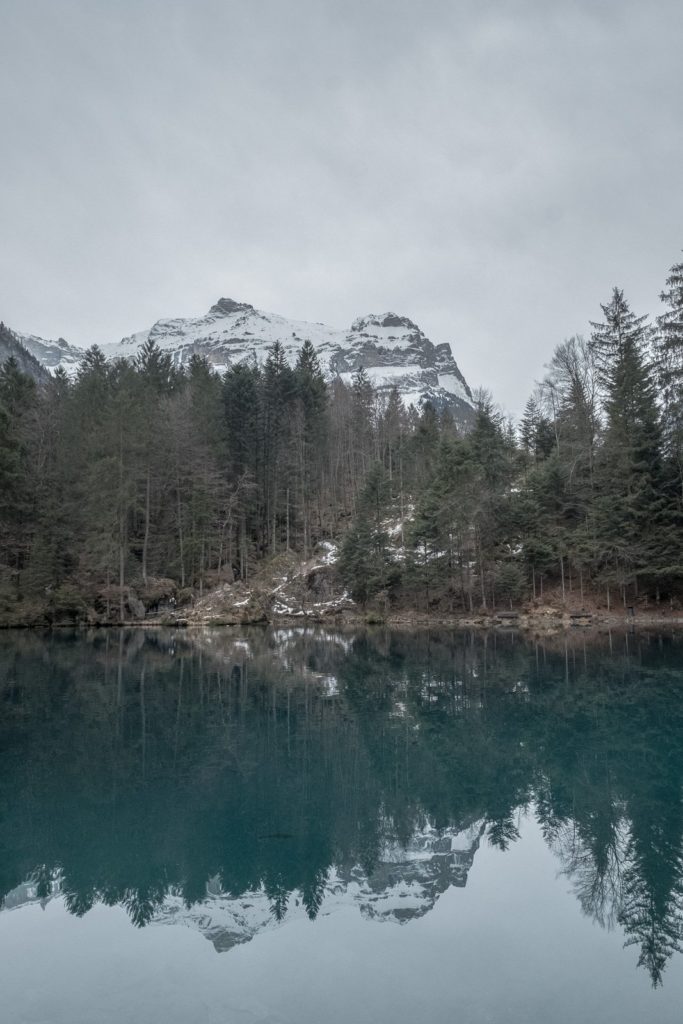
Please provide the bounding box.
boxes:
[1,627,683,1023]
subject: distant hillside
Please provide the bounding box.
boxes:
[0,323,49,383]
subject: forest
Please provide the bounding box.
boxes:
[0,256,681,624]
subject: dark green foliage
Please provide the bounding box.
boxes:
[656,256,683,509]
[1,251,683,620]
[338,463,398,604]
[0,358,37,601]
[409,436,479,608]
[590,289,669,597]
[223,360,261,477]
[520,395,555,462]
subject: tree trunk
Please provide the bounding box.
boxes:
[176,483,185,588]
[142,466,151,585]
[119,424,126,623]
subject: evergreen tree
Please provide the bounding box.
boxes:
[656,255,683,503]
[590,289,665,601]
[135,338,177,395]
[262,342,296,552]
[520,393,555,464]
[350,367,376,490]
[223,361,261,579]
[23,369,77,610]
[0,358,37,601]
[294,340,328,554]
[338,463,398,605]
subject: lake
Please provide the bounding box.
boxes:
[1,626,683,1023]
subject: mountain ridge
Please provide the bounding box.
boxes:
[9,298,475,425]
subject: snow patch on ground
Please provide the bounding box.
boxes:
[191,545,353,623]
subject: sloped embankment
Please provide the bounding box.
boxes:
[190,543,355,625]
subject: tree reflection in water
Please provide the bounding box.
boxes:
[1,627,682,986]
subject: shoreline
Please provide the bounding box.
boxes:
[2,610,683,632]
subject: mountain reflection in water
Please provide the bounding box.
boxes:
[1,627,682,987]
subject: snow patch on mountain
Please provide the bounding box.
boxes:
[0,324,50,382]
[106,300,474,421]
[13,330,84,373]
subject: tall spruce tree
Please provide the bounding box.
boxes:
[590,288,664,601]
[223,361,261,579]
[294,340,328,554]
[0,358,37,603]
[656,255,683,503]
[338,463,397,605]
[262,342,296,552]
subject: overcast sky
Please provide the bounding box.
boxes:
[1,0,681,413]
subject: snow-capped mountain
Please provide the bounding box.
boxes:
[10,298,475,423]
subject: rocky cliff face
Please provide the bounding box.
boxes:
[12,329,83,375]
[9,298,475,425]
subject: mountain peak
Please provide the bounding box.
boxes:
[208,298,254,318]
[16,299,475,427]
[351,312,420,333]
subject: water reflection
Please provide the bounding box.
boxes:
[1,627,682,986]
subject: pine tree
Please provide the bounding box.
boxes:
[223,361,261,579]
[135,338,177,395]
[520,393,555,464]
[23,368,78,612]
[338,463,397,605]
[467,393,518,608]
[350,367,376,491]
[656,255,683,503]
[590,288,665,601]
[262,342,296,552]
[294,340,328,554]
[0,358,37,603]
[134,341,177,585]
[409,437,478,610]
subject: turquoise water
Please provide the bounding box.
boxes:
[1,627,683,1023]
